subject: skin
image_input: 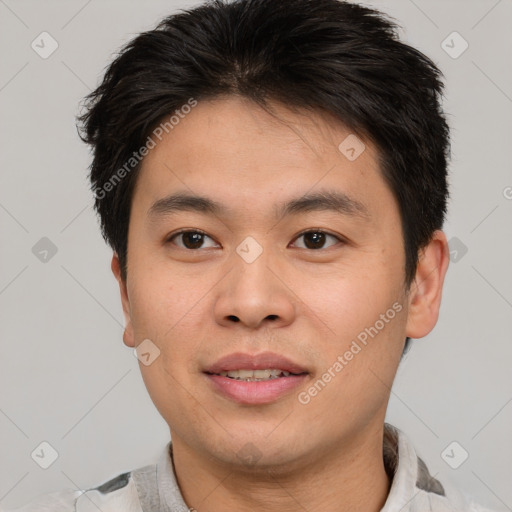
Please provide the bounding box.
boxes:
[111,95,450,512]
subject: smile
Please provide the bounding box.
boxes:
[215,369,299,381]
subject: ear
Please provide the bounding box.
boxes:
[111,252,135,348]
[405,230,450,339]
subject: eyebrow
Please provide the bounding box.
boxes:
[147,189,370,221]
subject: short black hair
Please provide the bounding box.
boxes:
[78,0,450,354]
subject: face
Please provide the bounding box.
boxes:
[112,96,448,471]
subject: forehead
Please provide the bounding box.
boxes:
[132,96,394,220]
[143,96,372,167]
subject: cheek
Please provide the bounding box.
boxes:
[127,272,208,424]
[128,264,204,337]
[299,265,401,344]
[298,277,407,427]
[125,277,200,396]
[295,262,408,399]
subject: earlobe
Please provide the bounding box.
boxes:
[111,252,135,348]
[405,230,450,339]
[123,320,136,348]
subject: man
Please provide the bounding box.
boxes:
[5,0,497,510]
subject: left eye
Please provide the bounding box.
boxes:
[291,230,342,250]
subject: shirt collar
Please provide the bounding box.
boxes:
[156,423,452,512]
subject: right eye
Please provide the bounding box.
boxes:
[166,230,220,250]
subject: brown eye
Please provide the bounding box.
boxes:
[168,230,219,250]
[292,230,341,250]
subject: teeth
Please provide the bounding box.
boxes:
[218,369,292,381]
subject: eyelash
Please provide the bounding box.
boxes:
[166,228,345,250]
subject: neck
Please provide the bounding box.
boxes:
[170,425,391,512]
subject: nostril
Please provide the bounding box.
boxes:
[227,315,240,322]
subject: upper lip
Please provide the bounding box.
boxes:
[204,351,309,375]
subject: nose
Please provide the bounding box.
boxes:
[213,245,296,330]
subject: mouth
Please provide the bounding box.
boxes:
[206,368,307,381]
[203,352,309,404]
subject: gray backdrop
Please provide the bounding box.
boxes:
[1,0,511,509]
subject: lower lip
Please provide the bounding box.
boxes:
[205,373,308,405]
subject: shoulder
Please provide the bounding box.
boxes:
[0,470,147,512]
[382,424,502,512]
[0,489,81,512]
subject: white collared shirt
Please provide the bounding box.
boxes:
[2,424,498,511]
